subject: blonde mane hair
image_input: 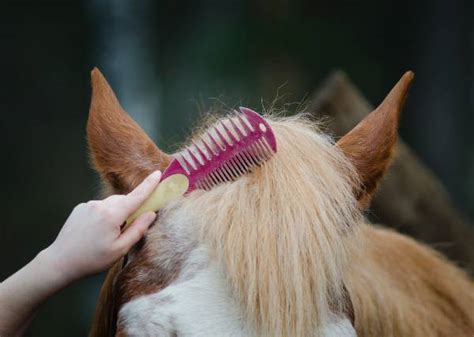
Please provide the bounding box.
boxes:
[180,115,363,337]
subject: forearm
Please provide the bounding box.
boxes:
[0,248,71,337]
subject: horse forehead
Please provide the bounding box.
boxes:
[115,205,358,337]
[117,257,357,337]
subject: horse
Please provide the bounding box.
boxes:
[87,68,474,337]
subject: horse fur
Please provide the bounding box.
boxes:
[88,69,474,337]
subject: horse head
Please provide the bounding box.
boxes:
[87,69,413,337]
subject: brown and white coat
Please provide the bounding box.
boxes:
[87,69,474,337]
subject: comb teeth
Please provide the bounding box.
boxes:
[176,108,276,191]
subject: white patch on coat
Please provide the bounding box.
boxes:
[119,247,250,337]
[323,314,357,337]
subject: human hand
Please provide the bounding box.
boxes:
[43,170,162,283]
[0,171,161,337]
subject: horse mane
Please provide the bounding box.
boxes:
[179,115,363,336]
[90,113,363,337]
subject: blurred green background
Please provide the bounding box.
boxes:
[0,0,472,336]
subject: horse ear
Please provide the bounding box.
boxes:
[337,71,414,209]
[87,68,171,193]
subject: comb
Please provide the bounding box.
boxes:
[126,107,277,224]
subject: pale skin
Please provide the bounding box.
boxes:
[0,170,162,337]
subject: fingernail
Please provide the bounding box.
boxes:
[145,211,157,221]
[150,170,162,180]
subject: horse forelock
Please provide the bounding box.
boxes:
[92,114,363,337]
[173,115,363,337]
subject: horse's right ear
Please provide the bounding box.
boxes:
[337,71,414,209]
[87,68,171,193]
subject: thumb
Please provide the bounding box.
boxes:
[115,211,156,253]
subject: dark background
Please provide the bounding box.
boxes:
[0,1,472,336]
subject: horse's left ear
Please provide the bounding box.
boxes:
[87,68,171,193]
[337,71,414,209]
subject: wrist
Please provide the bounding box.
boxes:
[37,245,78,288]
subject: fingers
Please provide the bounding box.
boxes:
[108,170,162,216]
[103,194,126,204]
[115,211,156,253]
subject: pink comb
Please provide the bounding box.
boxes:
[126,107,277,224]
[162,107,277,192]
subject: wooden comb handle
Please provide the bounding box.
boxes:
[126,174,189,225]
